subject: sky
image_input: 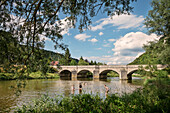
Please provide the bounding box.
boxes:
[45,0,159,65]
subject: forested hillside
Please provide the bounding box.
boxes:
[129,52,162,65]
[41,49,78,63]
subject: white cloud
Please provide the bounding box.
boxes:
[84,32,159,65]
[88,38,98,42]
[112,32,159,56]
[103,43,111,47]
[99,32,104,36]
[84,55,136,65]
[96,48,102,50]
[90,14,144,31]
[108,39,116,42]
[59,18,74,36]
[74,33,91,41]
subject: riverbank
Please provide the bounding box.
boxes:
[0,71,59,80]
[15,77,170,113]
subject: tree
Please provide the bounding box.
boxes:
[59,57,67,65]
[0,30,20,65]
[144,0,170,66]
[64,48,71,65]
[90,60,94,65]
[78,56,89,65]
[0,0,137,74]
[144,0,170,38]
[70,59,78,65]
[94,61,97,65]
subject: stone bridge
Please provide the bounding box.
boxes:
[52,65,166,80]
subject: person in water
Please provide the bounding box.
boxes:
[71,84,75,94]
[79,83,82,94]
[104,84,109,96]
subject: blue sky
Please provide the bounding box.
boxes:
[45,0,159,65]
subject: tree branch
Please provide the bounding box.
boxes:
[32,0,43,52]
[0,0,8,7]
[42,0,65,29]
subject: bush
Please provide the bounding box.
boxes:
[154,70,168,78]
[48,67,58,73]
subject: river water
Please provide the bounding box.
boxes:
[0,77,144,112]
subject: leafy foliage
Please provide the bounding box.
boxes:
[64,48,71,65]
[107,71,119,77]
[143,0,170,66]
[144,0,170,37]
[70,59,78,65]
[143,39,170,66]
[78,56,89,65]
[129,52,161,65]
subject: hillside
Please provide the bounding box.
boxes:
[41,49,79,62]
[129,52,161,65]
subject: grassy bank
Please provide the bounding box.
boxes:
[15,77,170,113]
[0,71,59,80]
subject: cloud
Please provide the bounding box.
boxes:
[96,48,102,50]
[90,14,144,31]
[99,32,103,36]
[84,55,136,65]
[88,38,98,42]
[59,18,74,36]
[84,32,159,65]
[74,33,91,41]
[103,43,111,47]
[108,39,116,42]
[112,32,159,56]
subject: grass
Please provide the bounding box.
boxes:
[0,71,59,80]
[132,74,143,77]
[29,71,59,79]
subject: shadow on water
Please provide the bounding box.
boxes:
[99,78,111,82]
[60,77,71,80]
[77,77,93,81]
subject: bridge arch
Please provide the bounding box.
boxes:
[59,70,72,77]
[99,70,120,79]
[127,69,141,80]
[77,70,93,78]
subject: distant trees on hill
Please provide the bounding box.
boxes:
[58,49,106,66]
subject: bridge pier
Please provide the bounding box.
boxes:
[119,70,128,80]
[71,70,77,79]
[93,70,99,79]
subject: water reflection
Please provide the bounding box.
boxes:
[0,77,143,112]
[60,77,71,80]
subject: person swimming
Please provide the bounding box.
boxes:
[104,84,109,97]
[79,83,82,94]
[71,84,75,94]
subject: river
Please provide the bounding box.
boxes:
[0,77,144,112]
